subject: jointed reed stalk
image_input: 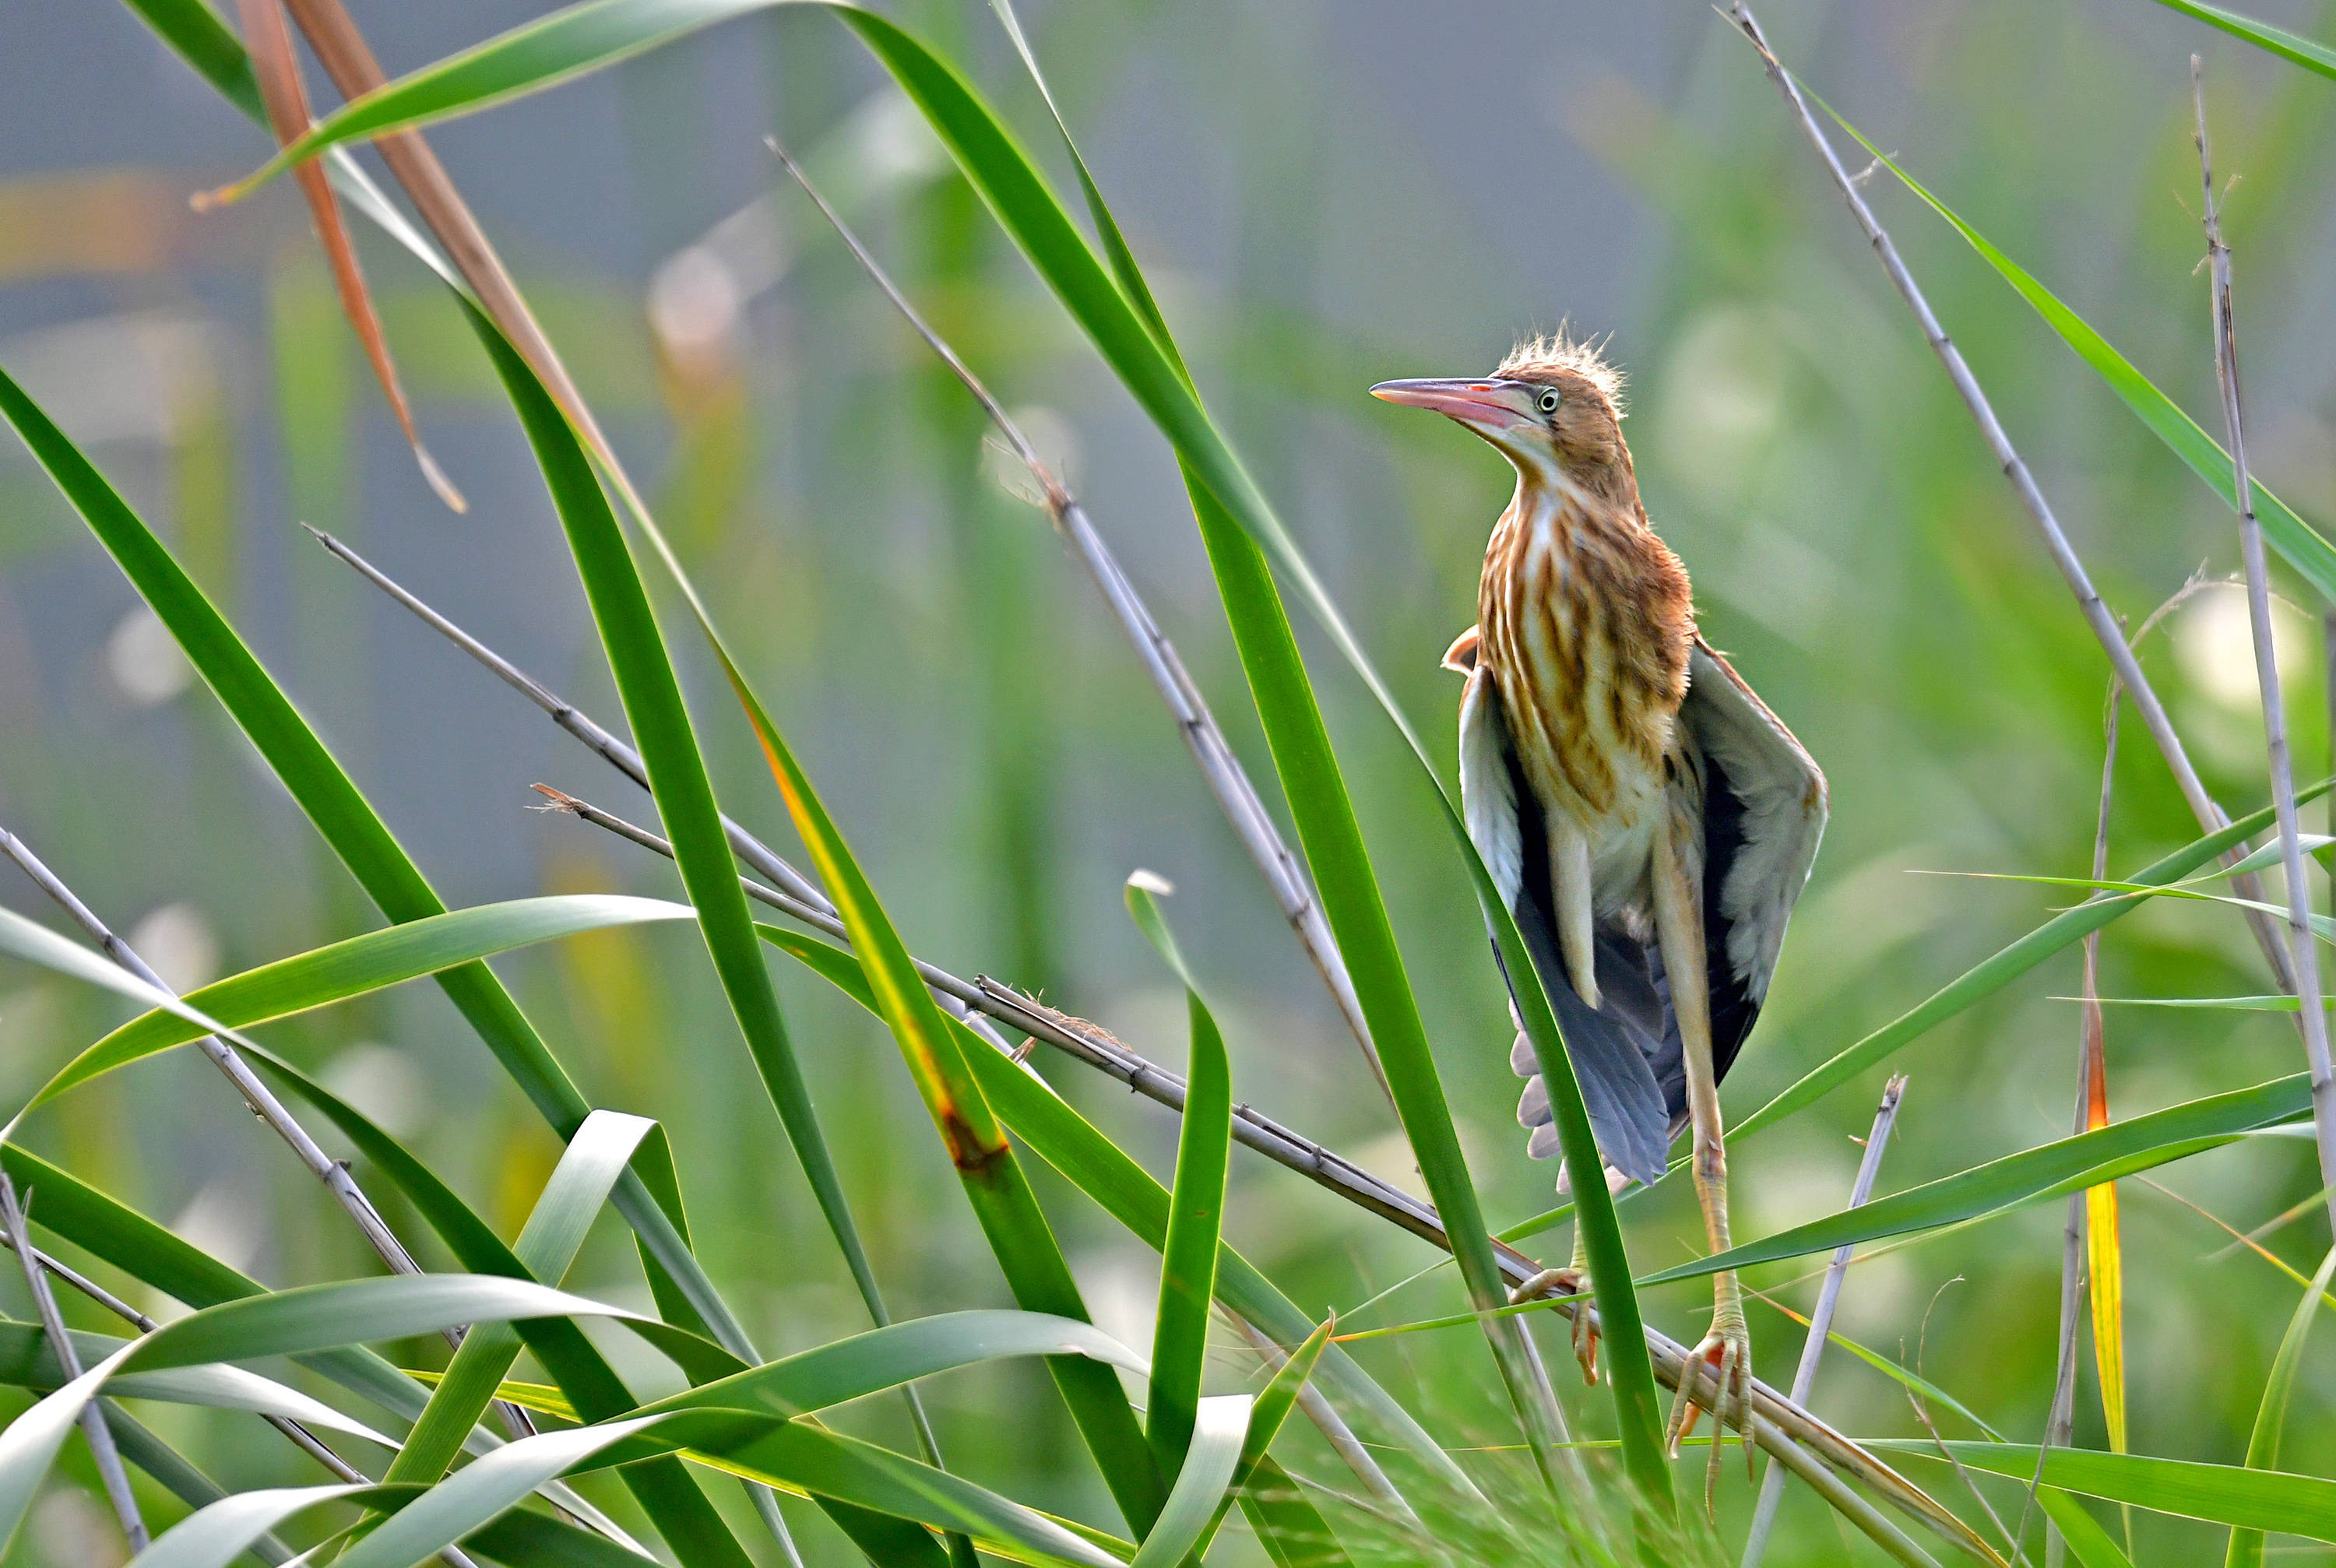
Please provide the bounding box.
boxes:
[0,1174,145,1552]
[1724,1,2303,1004]
[2191,57,2336,1233]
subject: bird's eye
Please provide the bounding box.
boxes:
[1537,388,1561,414]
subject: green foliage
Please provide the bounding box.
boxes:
[9,2,2336,1566]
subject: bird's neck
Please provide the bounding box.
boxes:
[1509,456,1645,543]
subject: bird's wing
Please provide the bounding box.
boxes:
[1680,638,1828,1074]
[1456,660,1521,912]
[1455,652,1670,1186]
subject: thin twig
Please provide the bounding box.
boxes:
[1723,2,2302,1002]
[0,828,424,1280]
[540,783,2002,1565]
[2193,55,2336,1234]
[0,1221,485,1567]
[304,526,1015,1061]
[1742,1074,1907,1567]
[0,825,540,1454]
[763,136,1389,1106]
[1,1173,147,1550]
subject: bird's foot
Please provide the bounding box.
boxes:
[1665,1282,1754,1516]
[1508,1267,1599,1384]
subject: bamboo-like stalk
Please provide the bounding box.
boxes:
[2191,57,2336,1234]
[0,1172,146,1552]
[0,825,547,1455]
[1742,1075,1907,1567]
[763,138,1388,1106]
[0,1218,487,1567]
[1723,2,2300,1004]
[305,526,1016,1066]
[540,782,2002,1566]
[0,830,422,1281]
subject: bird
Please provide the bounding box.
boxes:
[1371,334,1826,1493]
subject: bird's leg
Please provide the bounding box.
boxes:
[1651,800,1753,1512]
[1549,817,1601,1009]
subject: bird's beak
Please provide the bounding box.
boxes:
[1368,378,1531,433]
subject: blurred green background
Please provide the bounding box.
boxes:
[4,1,2336,1560]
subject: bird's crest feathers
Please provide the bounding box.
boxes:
[1496,329,1626,415]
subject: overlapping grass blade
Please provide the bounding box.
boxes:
[463,293,1166,1534]
[2148,0,2336,77]
[1872,1442,2336,1542]
[233,1042,874,1565]
[12,895,695,1124]
[1200,1319,1334,1559]
[474,281,908,1368]
[965,4,1641,1499]
[755,924,1472,1506]
[1124,877,1233,1481]
[2226,1244,2336,1567]
[1128,1395,1251,1568]
[0,354,735,1355]
[1817,101,2336,601]
[1644,1074,2312,1285]
[387,1111,655,1485]
[0,1319,391,1445]
[0,1274,679,1553]
[1729,790,2320,1146]
[154,0,1660,1499]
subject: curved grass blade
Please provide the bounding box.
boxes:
[0,1319,391,1447]
[1817,101,2336,602]
[231,1048,811,1567]
[2148,0,2336,78]
[2226,1243,2336,1567]
[1644,1074,2312,1285]
[128,1482,418,1568]
[1728,789,2321,1147]
[1872,1442,2336,1543]
[387,1111,655,1486]
[0,1275,673,1555]
[1124,875,1233,1481]
[1128,1395,1251,1568]
[466,297,1166,1537]
[474,282,909,1370]
[756,924,1474,1506]
[624,1310,1149,1422]
[12,895,695,1125]
[1198,1318,1332,1559]
[955,8,1633,1500]
[0,353,734,1359]
[163,0,1655,1500]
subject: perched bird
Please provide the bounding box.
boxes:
[1372,335,1826,1483]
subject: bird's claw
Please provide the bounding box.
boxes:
[1664,1311,1754,1517]
[1508,1267,1599,1384]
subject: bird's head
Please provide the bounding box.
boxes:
[1371,333,1630,492]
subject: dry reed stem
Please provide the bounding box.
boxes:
[764,138,1388,1106]
[1722,2,2300,1004]
[540,784,2000,1564]
[2191,56,2336,1234]
[1742,1074,1908,1567]
[0,827,424,1284]
[0,824,552,1469]
[0,1172,146,1551]
[230,0,463,512]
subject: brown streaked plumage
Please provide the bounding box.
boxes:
[1374,332,1827,1506]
